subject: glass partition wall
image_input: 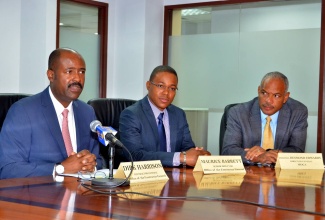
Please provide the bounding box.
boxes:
[58,0,108,101]
[165,0,321,155]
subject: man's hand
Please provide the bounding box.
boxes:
[181,147,211,167]
[61,150,97,173]
[256,150,279,164]
[245,146,265,161]
[245,147,280,164]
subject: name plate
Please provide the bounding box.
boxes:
[193,156,246,174]
[275,153,324,169]
[115,160,169,183]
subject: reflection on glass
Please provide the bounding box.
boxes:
[60,0,98,34]
[168,0,321,154]
[60,0,100,102]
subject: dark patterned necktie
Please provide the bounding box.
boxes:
[157,113,167,152]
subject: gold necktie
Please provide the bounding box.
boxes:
[262,116,274,150]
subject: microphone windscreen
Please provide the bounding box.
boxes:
[90,120,102,132]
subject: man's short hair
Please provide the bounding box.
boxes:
[149,65,178,81]
[260,71,289,92]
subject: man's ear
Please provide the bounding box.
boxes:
[283,92,290,103]
[146,81,150,91]
[47,69,54,82]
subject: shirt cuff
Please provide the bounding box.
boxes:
[173,152,181,166]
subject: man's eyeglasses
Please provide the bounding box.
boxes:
[77,170,107,181]
[150,81,178,92]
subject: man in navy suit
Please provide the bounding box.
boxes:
[222,71,308,164]
[0,48,102,179]
[119,65,210,167]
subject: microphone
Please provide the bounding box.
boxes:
[90,120,122,147]
[90,120,130,187]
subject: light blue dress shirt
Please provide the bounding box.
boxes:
[260,110,279,148]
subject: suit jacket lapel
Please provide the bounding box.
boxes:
[141,97,160,146]
[40,88,68,157]
[249,98,262,146]
[73,101,81,152]
[166,106,177,152]
[275,104,290,149]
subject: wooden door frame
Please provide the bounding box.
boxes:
[56,0,108,98]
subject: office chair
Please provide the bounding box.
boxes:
[0,93,31,131]
[87,98,137,168]
[219,103,238,154]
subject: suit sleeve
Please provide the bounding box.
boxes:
[176,110,195,152]
[87,110,103,170]
[281,106,308,152]
[0,103,55,178]
[221,107,249,162]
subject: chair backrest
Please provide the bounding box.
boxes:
[0,93,30,131]
[87,98,137,168]
[219,103,238,154]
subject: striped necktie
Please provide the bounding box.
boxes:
[62,109,73,156]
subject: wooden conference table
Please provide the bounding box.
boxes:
[0,166,324,220]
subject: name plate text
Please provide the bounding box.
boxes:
[193,156,245,174]
[275,153,324,169]
[115,160,169,183]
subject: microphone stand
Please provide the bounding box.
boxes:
[91,143,130,187]
[108,143,115,179]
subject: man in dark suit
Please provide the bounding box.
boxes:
[119,65,210,167]
[222,71,308,164]
[0,48,102,179]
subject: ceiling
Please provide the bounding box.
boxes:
[60,0,98,34]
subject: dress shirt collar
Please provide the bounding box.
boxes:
[260,110,279,126]
[48,87,77,152]
[147,96,168,122]
[48,87,73,117]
